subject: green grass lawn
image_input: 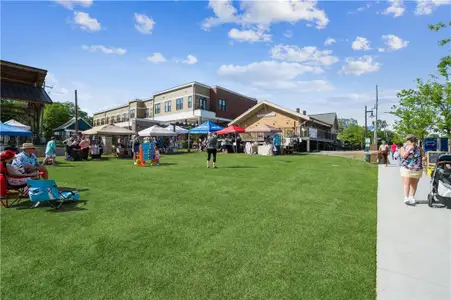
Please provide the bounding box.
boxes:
[1,153,377,300]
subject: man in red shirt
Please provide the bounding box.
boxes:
[391,143,398,160]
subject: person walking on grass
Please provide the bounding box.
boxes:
[43,136,57,166]
[400,134,426,205]
[206,132,218,168]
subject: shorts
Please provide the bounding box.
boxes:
[400,167,423,179]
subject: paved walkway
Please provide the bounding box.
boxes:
[377,159,451,299]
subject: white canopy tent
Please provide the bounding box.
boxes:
[164,125,189,134]
[5,119,31,131]
[138,125,177,137]
[83,124,133,136]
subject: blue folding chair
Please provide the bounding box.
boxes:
[26,179,81,209]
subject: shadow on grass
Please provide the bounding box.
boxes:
[157,163,177,166]
[223,166,257,169]
[47,200,88,212]
[13,200,88,211]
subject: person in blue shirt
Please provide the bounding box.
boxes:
[274,135,281,155]
[11,143,49,179]
[43,136,57,165]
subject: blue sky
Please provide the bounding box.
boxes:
[2,0,450,126]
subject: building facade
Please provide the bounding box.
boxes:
[229,101,338,152]
[92,82,258,129]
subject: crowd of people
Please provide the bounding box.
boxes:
[63,134,103,161]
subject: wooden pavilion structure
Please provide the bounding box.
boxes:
[0,60,53,136]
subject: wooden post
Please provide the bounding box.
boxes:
[74,90,79,133]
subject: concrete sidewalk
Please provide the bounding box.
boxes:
[377,160,451,299]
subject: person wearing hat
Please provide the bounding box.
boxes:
[399,134,426,205]
[11,143,49,180]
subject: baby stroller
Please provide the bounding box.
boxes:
[428,154,451,208]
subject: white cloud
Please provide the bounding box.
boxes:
[81,45,126,55]
[378,48,385,52]
[252,79,334,92]
[270,44,339,66]
[352,37,371,51]
[283,30,293,38]
[147,53,167,63]
[55,0,92,10]
[324,38,336,46]
[217,60,331,93]
[181,55,198,65]
[73,11,101,32]
[218,61,322,81]
[202,0,329,30]
[383,0,405,17]
[134,13,155,34]
[415,0,451,15]
[348,3,371,15]
[382,34,409,51]
[45,73,59,86]
[339,56,381,76]
[228,27,271,43]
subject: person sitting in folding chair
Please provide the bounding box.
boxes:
[0,150,41,208]
[11,143,49,179]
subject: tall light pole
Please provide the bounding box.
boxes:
[74,90,79,134]
[373,85,379,146]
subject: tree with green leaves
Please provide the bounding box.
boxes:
[42,101,92,137]
[391,21,451,140]
[43,102,71,137]
[338,118,358,133]
[338,124,365,148]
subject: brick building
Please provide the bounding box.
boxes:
[93,82,258,129]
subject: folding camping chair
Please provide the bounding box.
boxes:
[0,168,44,208]
[26,179,81,209]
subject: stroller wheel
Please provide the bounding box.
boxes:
[428,194,434,208]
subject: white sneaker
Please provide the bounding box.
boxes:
[410,196,418,204]
[405,196,415,205]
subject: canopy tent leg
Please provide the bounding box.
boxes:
[188,134,191,152]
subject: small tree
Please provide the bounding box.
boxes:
[43,102,71,137]
[338,124,365,148]
[338,118,358,133]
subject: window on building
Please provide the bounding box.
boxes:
[106,117,110,124]
[155,103,161,114]
[176,98,183,110]
[199,97,207,110]
[188,96,192,108]
[165,100,172,112]
[101,118,105,125]
[219,99,227,112]
[130,109,135,119]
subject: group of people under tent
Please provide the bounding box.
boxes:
[63,134,104,161]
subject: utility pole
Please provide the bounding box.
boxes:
[365,105,368,138]
[373,85,379,146]
[75,90,79,133]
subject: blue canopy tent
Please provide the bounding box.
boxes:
[189,121,224,134]
[188,121,224,152]
[0,122,32,137]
